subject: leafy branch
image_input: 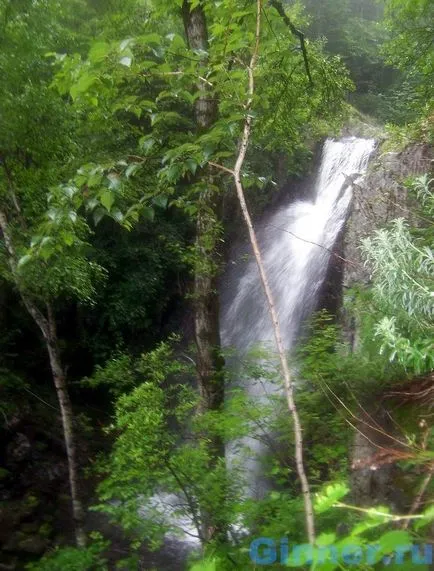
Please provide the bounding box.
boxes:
[269,0,314,88]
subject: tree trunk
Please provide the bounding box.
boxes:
[0,207,86,547]
[45,305,87,547]
[182,0,226,544]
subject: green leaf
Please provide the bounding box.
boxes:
[111,209,124,223]
[30,236,42,248]
[378,530,412,554]
[152,195,168,209]
[140,136,155,154]
[141,207,155,221]
[137,33,162,46]
[40,237,53,248]
[108,174,121,190]
[415,504,434,530]
[85,197,99,212]
[62,232,75,246]
[70,73,97,100]
[316,533,336,547]
[17,254,32,268]
[89,41,110,63]
[119,38,134,52]
[125,163,141,179]
[186,158,198,175]
[93,208,105,226]
[163,164,182,183]
[100,190,115,212]
[315,483,349,514]
[167,33,185,50]
[286,544,316,567]
[47,208,60,223]
[88,172,103,188]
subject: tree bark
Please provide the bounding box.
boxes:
[229,0,316,544]
[0,207,86,547]
[45,304,87,547]
[182,0,226,544]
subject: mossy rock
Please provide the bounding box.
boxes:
[3,530,50,554]
[24,494,41,509]
[20,522,40,534]
[38,523,53,538]
[17,534,50,555]
[0,497,38,530]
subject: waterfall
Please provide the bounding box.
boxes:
[141,138,376,558]
[220,137,376,497]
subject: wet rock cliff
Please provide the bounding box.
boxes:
[341,140,433,506]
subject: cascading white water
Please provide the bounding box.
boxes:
[221,137,376,497]
[141,138,376,556]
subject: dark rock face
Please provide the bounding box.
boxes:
[343,143,433,289]
[6,433,31,463]
[341,141,433,506]
[314,223,346,319]
[349,410,406,511]
[0,408,73,569]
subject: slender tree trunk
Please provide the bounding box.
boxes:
[0,207,86,547]
[45,305,87,547]
[228,0,316,544]
[182,0,226,544]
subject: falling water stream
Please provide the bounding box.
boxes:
[144,137,376,566]
[221,136,376,497]
[221,137,376,351]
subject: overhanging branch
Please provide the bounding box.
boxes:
[269,0,314,88]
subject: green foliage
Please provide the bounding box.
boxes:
[0,0,432,568]
[301,0,433,126]
[0,0,111,308]
[191,484,434,571]
[276,481,432,569]
[93,341,315,552]
[294,310,401,485]
[189,558,220,571]
[314,482,350,514]
[51,0,350,225]
[383,0,434,117]
[92,339,223,544]
[301,0,402,121]
[361,218,433,326]
[26,533,109,571]
[83,354,135,396]
[361,177,434,373]
[412,174,434,217]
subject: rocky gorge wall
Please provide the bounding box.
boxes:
[341,140,433,506]
[344,142,433,289]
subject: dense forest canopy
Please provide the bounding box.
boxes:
[0,0,433,569]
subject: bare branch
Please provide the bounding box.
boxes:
[141,70,213,86]
[208,161,234,176]
[336,502,425,522]
[402,465,434,529]
[323,381,412,450]
[265,223,359,267]
[230,0,315,544]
